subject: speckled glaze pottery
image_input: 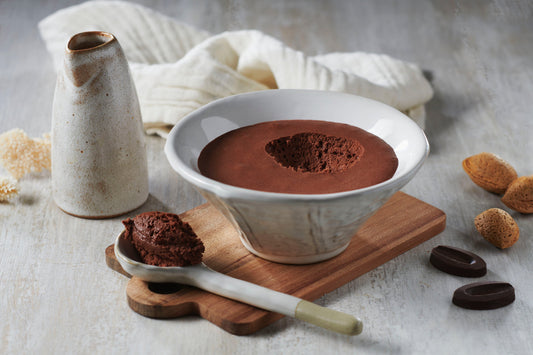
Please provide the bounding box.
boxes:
[52,31,149,218]
[165,90,429,264]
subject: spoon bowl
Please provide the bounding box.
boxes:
[115,231,203,284]
[114,231,363,335]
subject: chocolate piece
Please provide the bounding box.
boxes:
[122,211,205,267]
[430,245,487,277]
[198,120,398,194]
[452,282,515,310]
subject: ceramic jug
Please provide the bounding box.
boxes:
[52,31,149,218]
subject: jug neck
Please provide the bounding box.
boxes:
[63,31,121,87]
[67,31,115,53]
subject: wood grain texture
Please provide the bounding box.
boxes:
[1,0,533,354]
[105,192,445,335]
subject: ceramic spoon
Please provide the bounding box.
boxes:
[114,232,363,335]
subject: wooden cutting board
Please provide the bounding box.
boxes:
[106,191,445,335]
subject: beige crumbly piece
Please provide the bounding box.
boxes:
[474,208,519,249]
[501,175,533,214]
[462,152,518,194]
[0,129,51,179]
[0,176,18,202]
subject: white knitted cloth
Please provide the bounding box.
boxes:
[39,1,433,137]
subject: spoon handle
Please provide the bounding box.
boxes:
[294,300,362,335]
[189,265,362,335]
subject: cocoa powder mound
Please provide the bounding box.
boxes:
[122,211,204,267]
[265,132,364,173]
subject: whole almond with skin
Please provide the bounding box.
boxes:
[462,152,518,194]
[501,175,533,214]
[474,208,519,249]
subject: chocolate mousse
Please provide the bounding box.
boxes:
[198,120,398,194]
[122,211,204,267]
[265,132,364,173]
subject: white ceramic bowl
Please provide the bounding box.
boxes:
[165,90,429,264]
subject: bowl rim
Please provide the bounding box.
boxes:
[165,89,429,202]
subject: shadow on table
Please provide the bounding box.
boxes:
[423,71,477,156]
[250,313,403,351]
[247,277,404,352]
[119,193,176,218]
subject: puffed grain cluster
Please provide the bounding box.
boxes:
[0,128,52,202]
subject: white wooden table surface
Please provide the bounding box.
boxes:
[1,1,532,354]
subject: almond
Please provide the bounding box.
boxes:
[474,208,519,249]
[462,152,517,194]
[501,175,533,214]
